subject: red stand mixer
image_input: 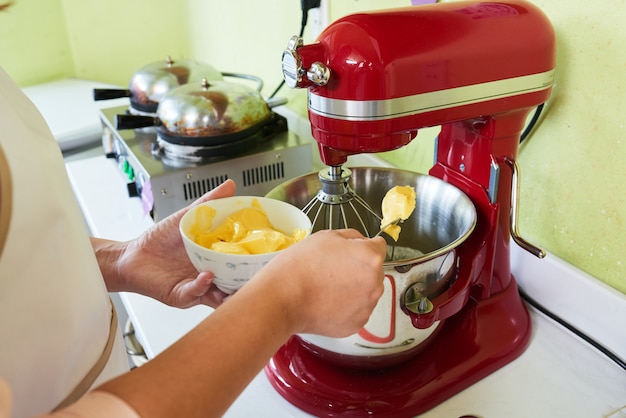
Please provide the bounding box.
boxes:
[265,1,556,416]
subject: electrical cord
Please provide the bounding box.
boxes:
[519,289,626,372]
[300,0,321,29]
[267,76,286,101]
[520,103,544,143]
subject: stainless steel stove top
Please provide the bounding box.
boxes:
[99,105,313,220]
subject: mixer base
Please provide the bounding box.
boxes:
[265,278,531,418]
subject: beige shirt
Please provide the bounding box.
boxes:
[0,68,130,417]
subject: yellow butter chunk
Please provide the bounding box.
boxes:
[380,185,416,241]
[231,230,293,254]
[191,200,306,254]
[189,205,216,236]
[210,241,250,255]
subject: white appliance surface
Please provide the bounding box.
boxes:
[66,155,626,418]
[22,78,129,152]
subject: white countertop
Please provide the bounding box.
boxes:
[23,78,128,152]
[66,155,626,418]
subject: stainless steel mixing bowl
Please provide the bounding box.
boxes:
[266,167,478,367]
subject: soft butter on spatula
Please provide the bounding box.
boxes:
[379,185,416,241]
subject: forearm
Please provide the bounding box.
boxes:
[95,269,294,418]
[36,392,141,418]
[90,237,127,292]
[89,229,385,417]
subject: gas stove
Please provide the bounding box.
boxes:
[99,105,312,221]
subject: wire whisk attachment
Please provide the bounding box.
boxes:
[302,166,382,236]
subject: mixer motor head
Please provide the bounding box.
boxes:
[281,0,555,166]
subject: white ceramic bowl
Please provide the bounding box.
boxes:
[180,196,312,294]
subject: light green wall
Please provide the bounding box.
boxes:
[1,0,190,87]
[515,0,626,293]
[1,0,624,294]
[60,0,191,86]
[185,0,300,93]
[0,0,73,86]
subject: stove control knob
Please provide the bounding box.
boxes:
[282,36,305,88]
[127,181,139,198]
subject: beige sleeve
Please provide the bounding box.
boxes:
[36,392,141,418]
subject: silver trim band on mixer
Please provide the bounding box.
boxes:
[308,69,555,121]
